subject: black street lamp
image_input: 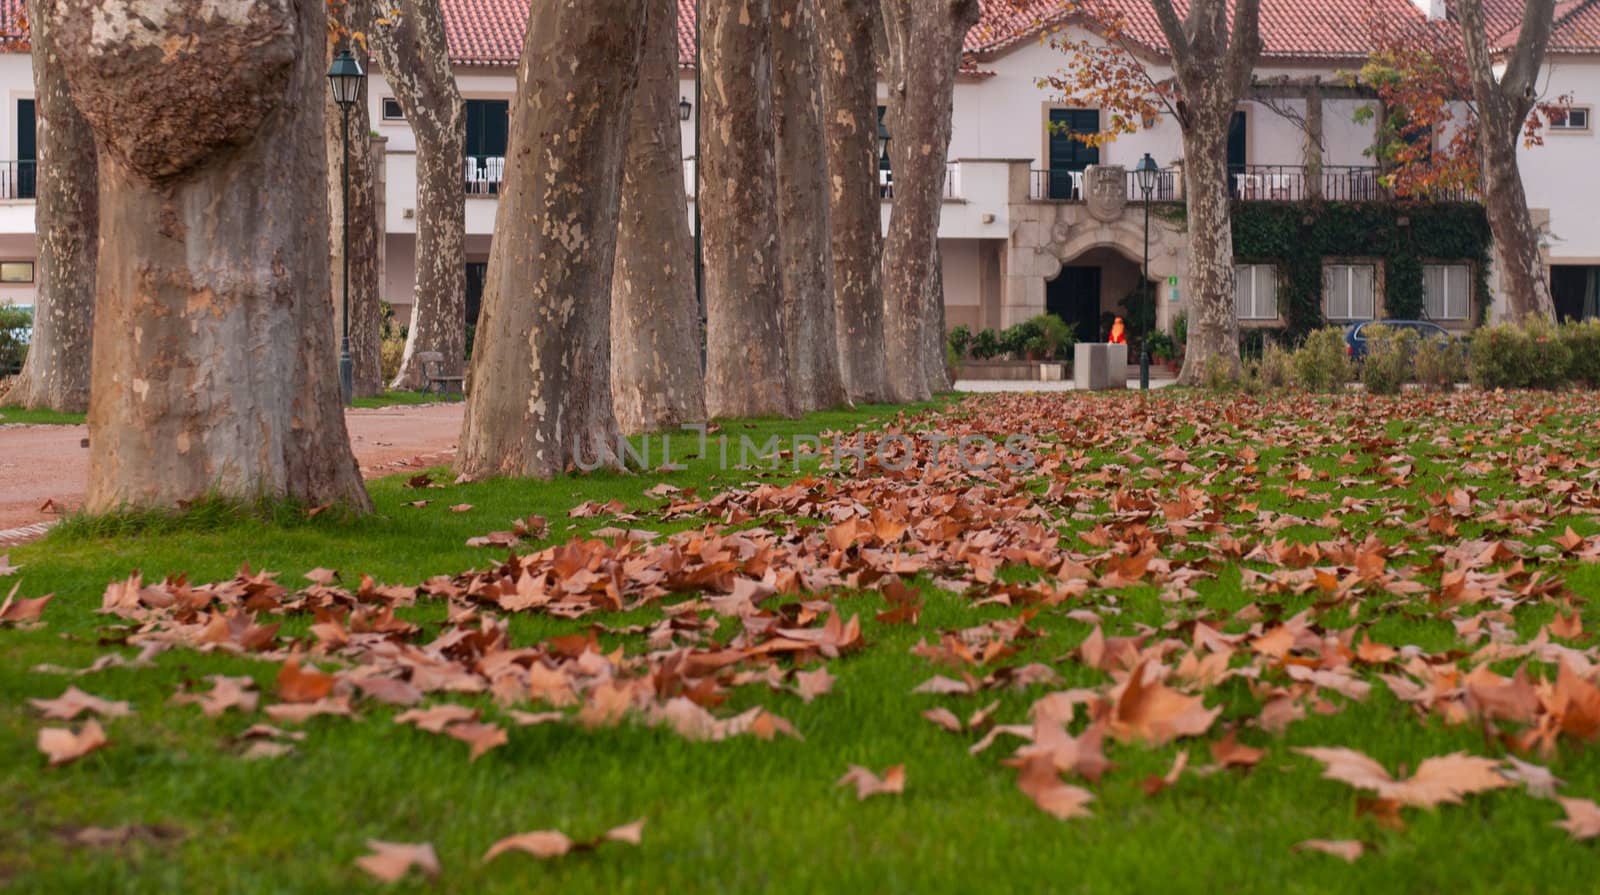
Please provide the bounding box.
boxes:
[679,98,692,121]
[1134,153,1160,391]
[328,48,366,406]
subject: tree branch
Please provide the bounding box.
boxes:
[1498,0,1555,114]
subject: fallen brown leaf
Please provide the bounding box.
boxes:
[836,764,906,800]
[355,840,441,883]
[37,720,108,767]
[1293,839,1364,862]
[29,687,133,721]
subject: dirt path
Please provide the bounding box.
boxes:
[0,402,464,536]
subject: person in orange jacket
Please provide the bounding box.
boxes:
[1108,316,1127,344]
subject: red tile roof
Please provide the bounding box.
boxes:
[1484,0,1600,53]
[442,0,530,66]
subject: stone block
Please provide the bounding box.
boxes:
[1074,343,1128,391]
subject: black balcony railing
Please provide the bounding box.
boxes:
[1224,164,1480,203]
[0,161,35,200]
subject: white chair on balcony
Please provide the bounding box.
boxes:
[1266,171,1294,199]
[1070,169,1085,201]
[485,157,505,193]
[464,157,483,196]
[1233,172,1262,198]
[879,168,893,199]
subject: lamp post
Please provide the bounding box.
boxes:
[327,49,366,406]
[1134,153,1159,391]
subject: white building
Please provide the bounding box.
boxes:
[0,0,1596,339]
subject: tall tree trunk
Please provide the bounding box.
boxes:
[1457,0,1557,321]
[457,0,647,479]
[772,0,848,412]
[1174,126,1239,383]
[702,0,795,419]
[327,0,383,397]
[816,0,891,404]
[922,238,950,392]
[611,0,706,434]
[56,0,370,513]
[371,0,466,389]
[1147,0,1263,386]
[879,0,977,404]
[2,0,95,412]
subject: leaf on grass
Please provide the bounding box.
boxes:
[172,676,258,717]
[445,722,508,762]
[1014,753,1094,820]
[483,820,644,862]
[1141,749,1189,796]
[58,823,184,850]
[29,687,133,720]
[922,707,963,733]
[449,504,474,513]
[356,840,440,883]
[1555,798,1600,840]
[1295,747,1511,808]
[395,704,479,734]
[793,667,835,703]
[241,741,295,760]
[1110,661,1220,746]
[0,582,51,623]
[836,764,905,800]
[276,659,336,704]
[1293,839,1364,862]
[263,696,352,724]
[37,720,108,767]
[1210,730,1265,769]
[1501,756,1563,798]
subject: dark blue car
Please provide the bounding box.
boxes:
[1342,320,1455,361]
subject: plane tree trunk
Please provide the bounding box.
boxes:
[327,0,383,397]
[2,0,96,413]
[1457,0,1557,320]
[772,0,848,412]
[611,0,707,435]
[816,0,891,403]
[370,0,466,390]
[1148,0,1263,386]
[457,0,648,478]
[878,0,978,404]
[701,0,796,419]
[56,0,370,513]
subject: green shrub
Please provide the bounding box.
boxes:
[1145,330,1175,361]
[1171,312,1188,349]
[1203,353,1238,391]
[947,325,973,360]
[970,328,1001,360]
[1561,319,1600,388]
[1000,319,1042,358]
[1259,343,1295,389]
[1468,314,1572,390]
[0,303,30,376]
[1238,359,1266,394]
[1360,325,1417,396]
[1412,335,1464,390]
[945,340,962,379]
[1293,327,1352,393]
[1026,314,1074,361]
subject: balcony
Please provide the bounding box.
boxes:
[464,156,504,197]
[0,161,35,201]
[878,162,962,201]
[1029,167,1177,203]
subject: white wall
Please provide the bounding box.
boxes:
[1520,57,1600,263]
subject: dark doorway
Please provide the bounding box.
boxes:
[465,262,488,327]
[15,98,34,200]
[1226,110,1247,196]
[1553,265,1600,321]
[1047,109,1099,200]
[1047,266,1102,344]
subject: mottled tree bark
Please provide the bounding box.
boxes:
[879,0,977,403]
[56,0,369,513]
[327,0,382,397]
[816,0,891,403]
[611,0,706,434]
[1149,0,1263,386]
[702,0,795,419]
[457,0,647,478]
[922,238,950,392]
[773,0,848,412]
[1458,0,1557,321]
[371,0,466,389]
[2,0,96,412]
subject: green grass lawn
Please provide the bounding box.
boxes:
[0,406,85,426]
[3,391,1600,893]
[352,390,464,409]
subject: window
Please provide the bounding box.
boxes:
[1045,109,1099,199]
[381,98,405,121]
[1423,263,1471,320]
[1234,264,1278,320]
[1552,107,1590,131]
[464,99,510,160]
[0,261,33,283]
[1323,263,1376,320]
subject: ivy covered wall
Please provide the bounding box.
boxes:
[1228,202,1493,339]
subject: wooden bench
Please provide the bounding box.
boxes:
[416,351,465,396]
